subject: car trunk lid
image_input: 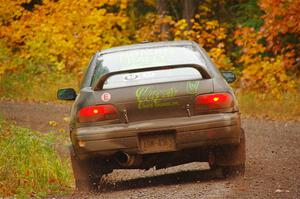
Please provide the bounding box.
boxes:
[93,79,213,123]
[91,65,213,123]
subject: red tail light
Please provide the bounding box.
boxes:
[77,105,118,123]
[195,93,233,110]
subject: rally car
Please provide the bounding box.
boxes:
[57,40,245,191]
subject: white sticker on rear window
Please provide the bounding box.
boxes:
[124,73,139,81]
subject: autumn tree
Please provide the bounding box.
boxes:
[259,0,300,74]
[0,0,133,76]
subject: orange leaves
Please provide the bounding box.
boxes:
[135,13,172,42]
[238,0,300,95]
[234,26,296,95]
[0,0,28,25]
[259,0,300,54]
[234,27,265,65]
[205,20,219,30]
[0,0,133,74]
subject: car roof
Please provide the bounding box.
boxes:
[98,40,198,55]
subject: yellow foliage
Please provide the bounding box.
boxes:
[48,121,58,127]
[0,0,28,26]
[135,13,233,70]
[135,13,172,42]
[234,27,265,65]
[208,47,233,70]
[234,27,296,96]
[242,56,295,96]
[172,17,233,70]
[0,0,133,76]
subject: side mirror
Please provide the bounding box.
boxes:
[57,88,77,100]
[221,71,236,83]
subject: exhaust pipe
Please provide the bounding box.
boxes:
[114,152,141,167]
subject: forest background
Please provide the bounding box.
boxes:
[0,0,299,119]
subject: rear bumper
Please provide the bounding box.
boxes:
[72,112,241,157]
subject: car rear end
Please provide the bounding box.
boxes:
[70,43,242,166]
[60,41,245,191]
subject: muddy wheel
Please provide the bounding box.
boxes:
[209,129,246,178]
[69,147,102,192]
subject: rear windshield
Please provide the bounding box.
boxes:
[91,45,207,85]
[103,67,202,89]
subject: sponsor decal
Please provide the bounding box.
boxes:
[186,81,200,95]
[136,87,179,109]
[124,73,139,81]
[101,92,111,102]
[118,48,168,69]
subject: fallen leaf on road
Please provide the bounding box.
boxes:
[63,117,70,122]
[48,120,58,127]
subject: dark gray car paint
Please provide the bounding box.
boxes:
[68,40,241,160]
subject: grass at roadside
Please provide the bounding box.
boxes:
[0,70,78,102]
[0,116,72,198]
[237,91,300,121]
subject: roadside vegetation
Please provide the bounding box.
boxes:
[0,116,72,198]
[0,68,77,102]
[237,91,300,121]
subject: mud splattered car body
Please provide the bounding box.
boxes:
[58,41,245,191]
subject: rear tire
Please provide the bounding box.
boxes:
[209,129,246,178]
[69,147,103,192]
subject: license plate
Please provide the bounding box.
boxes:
[138,133,176,154]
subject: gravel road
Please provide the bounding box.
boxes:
[0,101,299,198]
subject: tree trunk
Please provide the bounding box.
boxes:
[182,0,195,29]
[156,0,170,40]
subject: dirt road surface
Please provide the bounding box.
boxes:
[0,101,299,198]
